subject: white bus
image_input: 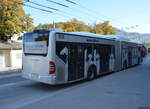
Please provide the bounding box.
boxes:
[22,29,143,85]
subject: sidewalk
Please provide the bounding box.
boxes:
[0,67,21,75]
[0,67,22,79]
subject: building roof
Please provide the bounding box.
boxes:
[0,40,22,50]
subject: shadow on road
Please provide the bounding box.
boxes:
[22,79,87,93]
[8,60,146,93]
[21,68,126,93]
[21,71,119,93]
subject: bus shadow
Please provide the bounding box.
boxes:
[23,71,120,92]
[23,79,87,93]
[23,66,139,92]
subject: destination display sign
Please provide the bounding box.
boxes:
[24,41,47,54]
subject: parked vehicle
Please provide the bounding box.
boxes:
[22,29,143,85]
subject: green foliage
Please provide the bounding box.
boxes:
[23,14,34,33]
[0,0,34,40]
[35,19,116,35]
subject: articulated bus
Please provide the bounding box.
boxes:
[22,29,143,85]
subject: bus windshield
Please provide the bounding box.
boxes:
[23,31,49,56]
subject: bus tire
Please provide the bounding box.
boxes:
[87,66,96,81]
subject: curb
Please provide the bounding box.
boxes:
[0,67,21,72]
[0,68,22,75]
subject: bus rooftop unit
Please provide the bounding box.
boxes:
[22,29,143,85]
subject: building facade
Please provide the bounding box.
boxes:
[0,41,22,68]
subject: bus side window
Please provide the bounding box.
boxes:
[86,45,92,61]
[56,42,67,63]
[69,44,76,57]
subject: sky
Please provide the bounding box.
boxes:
[24,0,150,34]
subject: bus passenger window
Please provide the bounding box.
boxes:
[56,42,68,63]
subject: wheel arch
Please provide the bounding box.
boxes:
[87,64,97,77]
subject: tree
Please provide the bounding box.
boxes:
[35,19,116,36]
[92,21,116,35]
[62,18,90,32]
[23,14,34,33]
[0,0,34,40]
[35,22,63,30]
[91,23,104,35]
[35,19,90,32]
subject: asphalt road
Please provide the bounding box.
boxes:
[0,57,150,109]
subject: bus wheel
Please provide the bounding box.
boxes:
[87,67,96,81]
